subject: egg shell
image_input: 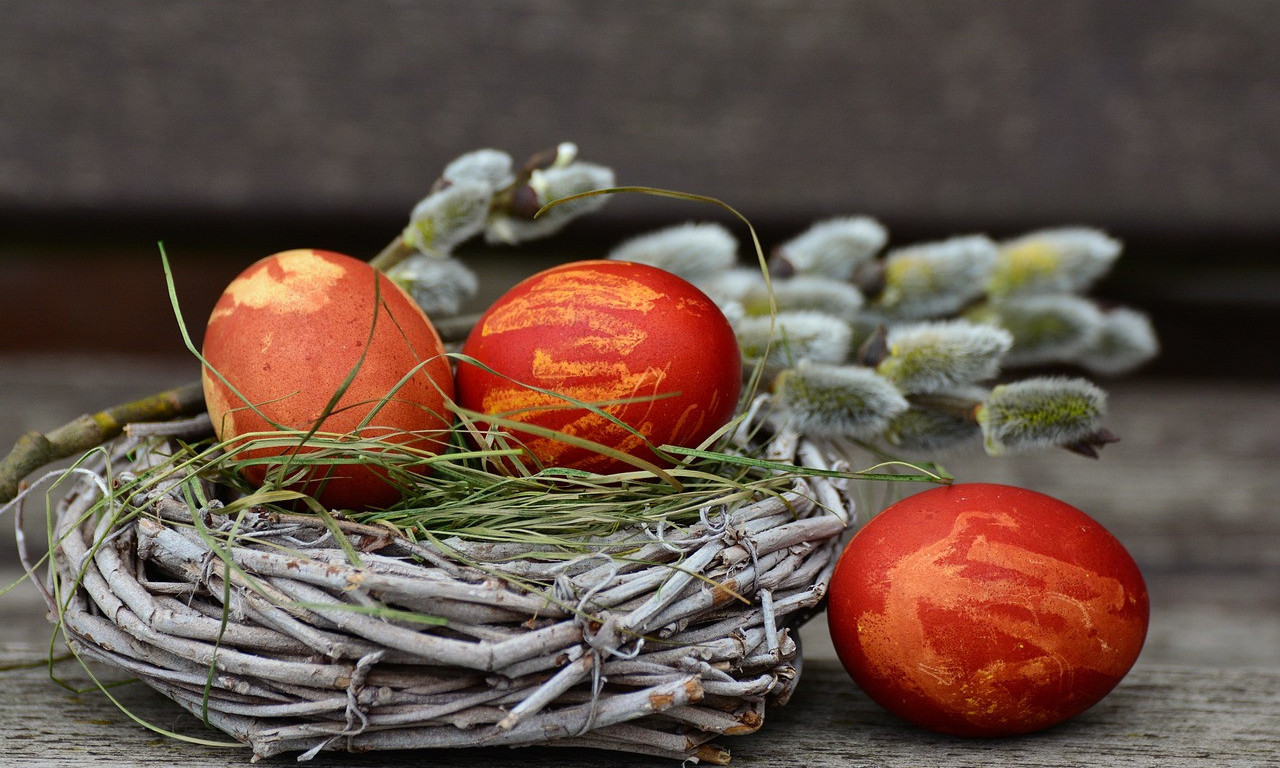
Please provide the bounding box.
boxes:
[455,259,742,474]
[201,249,454,510]
[827,482,1149,737]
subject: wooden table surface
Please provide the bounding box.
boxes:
[2,354,1278,766]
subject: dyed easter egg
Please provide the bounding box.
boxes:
[201,249,454,510]
[827,483,1148,737]
[455,260,742,474]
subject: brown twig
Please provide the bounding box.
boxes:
[367,233,416,273]
[0,380,207,503]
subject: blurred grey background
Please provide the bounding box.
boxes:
[3,0,1278,375]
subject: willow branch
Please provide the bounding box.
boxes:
[367,234,416,273]
[906,392,982,420]
[0,380,207,503]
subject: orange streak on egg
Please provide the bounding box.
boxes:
[856,508,1136,729]
[201,249,454,510]
[480,271,660,357]
[457,259,742,474]
[828,483,1149,738]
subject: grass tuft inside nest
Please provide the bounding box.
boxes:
[132,188,947,554]
[119,414,945,553]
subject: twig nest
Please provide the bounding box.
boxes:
[42,425,856,763]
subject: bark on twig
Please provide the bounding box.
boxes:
[0,380,206,503]
[38,415,858,762]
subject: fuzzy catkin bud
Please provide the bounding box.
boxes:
[387,254,479,317]
[976,376,1107,455]
[878,235,998,318]
[736,311,852,368]
[608,222,738,282]
[1074,307,1160,376]
[695,267,767,309]
[885,406,981,452]
[403,180,494,255]
[486,161,616,244]
[441,149,516,191]
[877,321,1013,394]
[773,362,909,438]
[771,216,887,280]
[989,227,1121,298]
[740,275,865,318]
[533,162,615,212]
[966,295,1105,367]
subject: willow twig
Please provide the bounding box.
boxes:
[0,381,205,503]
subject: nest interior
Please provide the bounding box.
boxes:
[38,425,857,764]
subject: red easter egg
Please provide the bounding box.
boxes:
[455,260,742,474]
[827,483,1149,737]
[201,249,454,510]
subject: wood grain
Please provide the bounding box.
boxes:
[3,0,1280,235]
[1,639,1276,767]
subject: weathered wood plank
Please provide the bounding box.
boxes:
[1,641,1276,767]
[3,0,1280,235]
[932,378,1280,572]
[6,2,1280,377]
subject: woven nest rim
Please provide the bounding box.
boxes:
[34,421,864,764]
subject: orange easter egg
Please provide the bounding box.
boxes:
[455,260,742,474]
[828,483,1149,737]
[201,249,454,510]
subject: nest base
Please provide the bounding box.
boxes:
[37,431,856,763]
